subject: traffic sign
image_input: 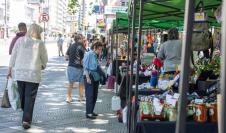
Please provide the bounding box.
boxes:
[39,13,49,22]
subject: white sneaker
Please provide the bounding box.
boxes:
[66,97,73,103]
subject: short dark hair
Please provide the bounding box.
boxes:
[91,41,102,50]
[18,22,26,31]
[74,34,81,42]
[168,28,179,40]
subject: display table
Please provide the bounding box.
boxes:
[138,89,165,96]
[119,74,151,108]
[136,121,217,133]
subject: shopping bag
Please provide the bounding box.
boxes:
[1,80,11,108]
[122,106,128,124]
[107,76,115,89]
[111,96,121,111]
[7,78,21,110]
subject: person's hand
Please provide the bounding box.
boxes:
[41,65,46,70]
[65,55,69,61]
[86,76,92,84]
[7,68,12,79]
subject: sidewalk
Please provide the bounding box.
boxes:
[0,55,126,133]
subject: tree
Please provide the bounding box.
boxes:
[67,0,79,14]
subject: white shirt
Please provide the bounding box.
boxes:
[9,36,48,83]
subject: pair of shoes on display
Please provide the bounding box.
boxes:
[66,97,73,103]
[86,114,97,119]
[22,121,31,129]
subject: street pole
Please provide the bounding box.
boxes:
[44,22,46,44]
[4,0,8,39]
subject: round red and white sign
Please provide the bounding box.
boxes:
[39,13,49,22]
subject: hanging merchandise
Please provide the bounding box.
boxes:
[143,44,147,53]
[213,29,221,49]
[191,1,212,51]
[214,5,222,23]
[147,31,153,48]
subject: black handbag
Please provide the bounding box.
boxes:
[1,80,11,108]
[97,66,107,85]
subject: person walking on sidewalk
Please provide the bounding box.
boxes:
[83,41,103,119]
[9,22,27,55]
[7,24,48,129]
[57,33,64,56]
[65,34,86,103]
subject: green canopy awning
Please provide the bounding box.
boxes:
[112,0,221,32]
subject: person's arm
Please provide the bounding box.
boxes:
[65,45,70,60]
[83,52,91,84]
[78,45,85,63]
[7,38,20,78]
[157,44,165,61]
[40,42,48,70]
[9,37,16,55]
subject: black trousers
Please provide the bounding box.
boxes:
[17,81,39,123]
[84,77,99,115]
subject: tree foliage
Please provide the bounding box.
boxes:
[68,0,79,14]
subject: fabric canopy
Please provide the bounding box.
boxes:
[112,0,221,31]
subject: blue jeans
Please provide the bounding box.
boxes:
[84,76,99,115]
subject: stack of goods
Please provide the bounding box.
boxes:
[139,91,179,121]
[138,91,218,123]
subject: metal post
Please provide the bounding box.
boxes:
[111,30,114,63]
[44,22,46,44]
[133,0,143,132]
[126,16,131,103]
[220,0,226,133]
[4,0,8,39]
[116,19,119,94]
[126,14,131,133]
[175,0,195,133]
[82,0,85,32]
[128,0,136,132]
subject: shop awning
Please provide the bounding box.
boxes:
[112,0,222,31]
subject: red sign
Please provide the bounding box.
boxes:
[39,13,49,22]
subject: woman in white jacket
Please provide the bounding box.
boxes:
[7,23,48,129]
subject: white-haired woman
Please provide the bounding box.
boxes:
[7,23,48,129]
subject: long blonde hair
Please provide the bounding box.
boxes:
[26,23,43,40]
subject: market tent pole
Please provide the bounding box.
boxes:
[220,0,226,133]
[128,0,137,132]
[116,19,119,94]
[176,0,195,133]
[133,0,144,132]
[127,10,132,133]
[126,14,131,110]
[110,29,114,63]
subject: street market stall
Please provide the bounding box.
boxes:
[116,0,225,133]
